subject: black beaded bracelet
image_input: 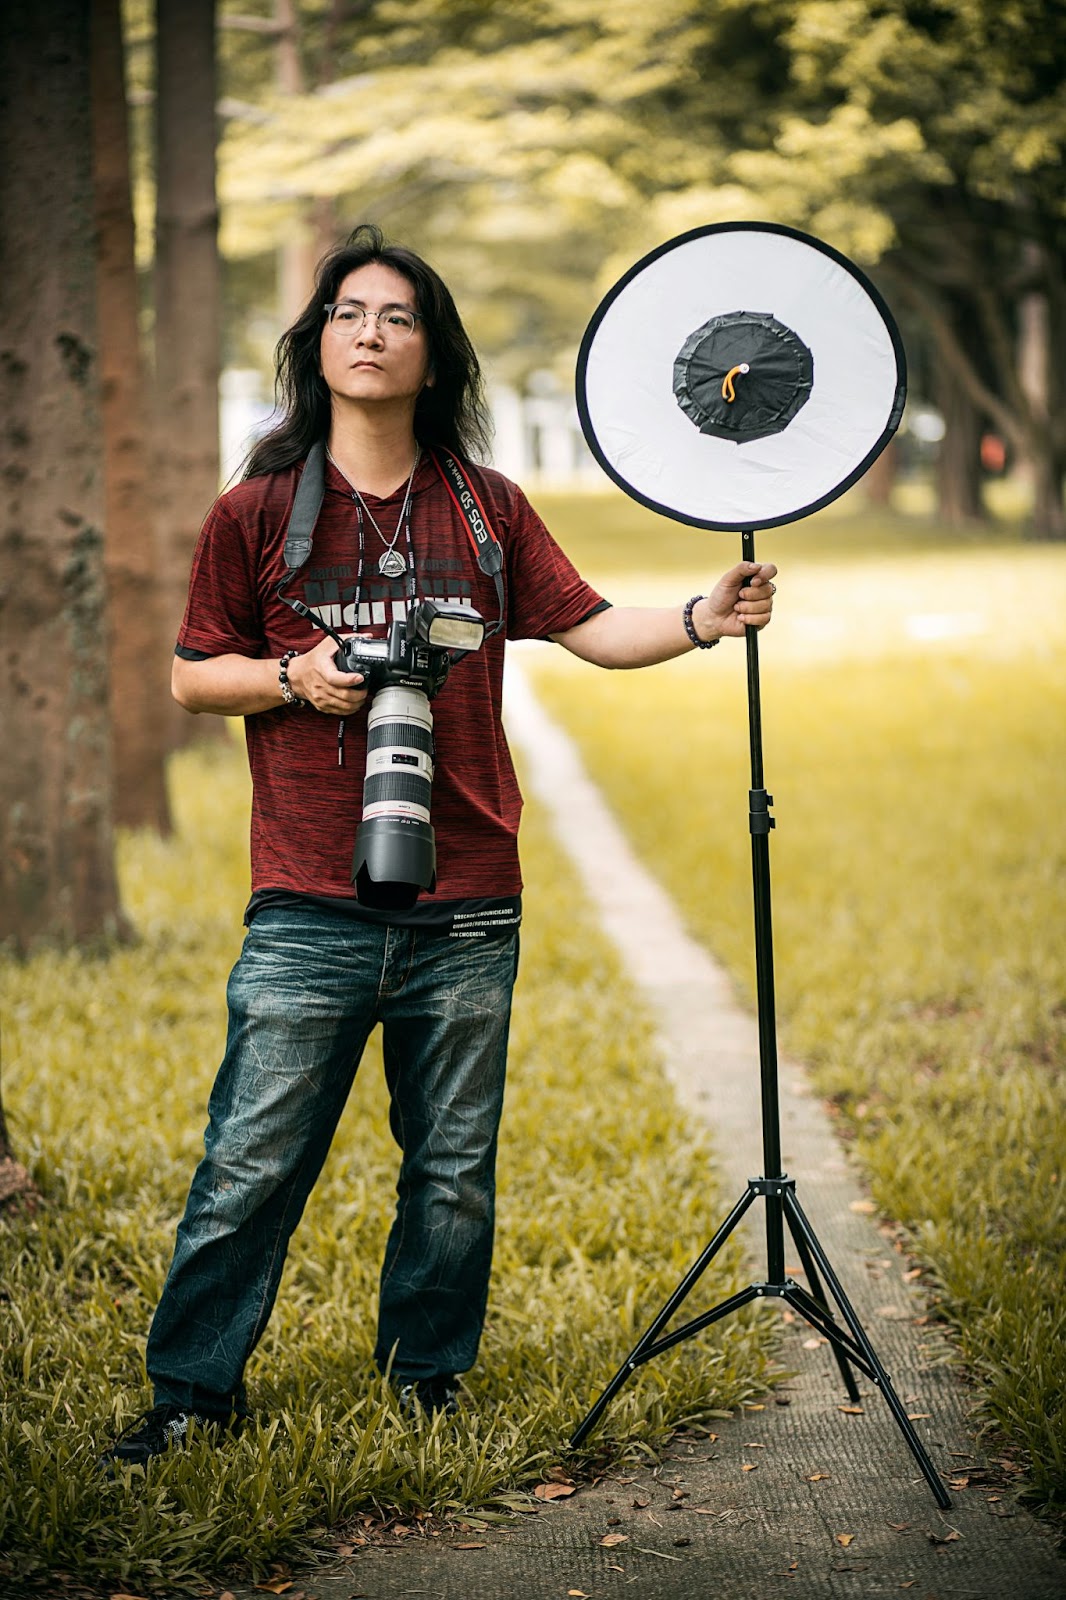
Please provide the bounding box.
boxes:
[683,595,720,650]
[279,649,304,706]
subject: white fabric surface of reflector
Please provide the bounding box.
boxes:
[582,229,902,528]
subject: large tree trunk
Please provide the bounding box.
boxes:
[932,361,986,526]
[154,0,222,742]
[1016,263,1066,538]
[92,0,173,831]
[0,2,126,950]
[274,0,337,323]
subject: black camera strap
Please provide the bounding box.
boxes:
[279,440,506,636]
[431,452,506,636]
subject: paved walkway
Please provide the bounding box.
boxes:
[227,659,1063,1600]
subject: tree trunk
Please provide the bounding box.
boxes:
[154,0,222,742]
[862,437,898,506]
[1016,265,1066,538]
[932,361,986,526]
[274,0,336,324]
[0,2,126,950]
[91,0,173,831]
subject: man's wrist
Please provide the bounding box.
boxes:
[279,650,304,706]
[683,595,721,649]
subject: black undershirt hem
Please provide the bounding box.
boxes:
[245,888,522,938]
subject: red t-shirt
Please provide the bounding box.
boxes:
[176,452,605,916]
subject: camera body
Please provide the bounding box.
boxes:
[334,631,451,699]
[334,600,486,910]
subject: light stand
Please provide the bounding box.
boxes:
[570,528,951,1511]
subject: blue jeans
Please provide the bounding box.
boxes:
[146,905,519,1418]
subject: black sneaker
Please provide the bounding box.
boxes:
[393,1376,460,1417]
[101,1404,225,1469]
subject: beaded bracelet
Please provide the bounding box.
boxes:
[683,595,720,650]
[279,649,304,706]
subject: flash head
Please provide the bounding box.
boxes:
[413,599,486,653]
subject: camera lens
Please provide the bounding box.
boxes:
[352,685,437,908]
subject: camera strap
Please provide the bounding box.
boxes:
[283,439,327,571]
[430,452,506,636]
[279,439,506,635]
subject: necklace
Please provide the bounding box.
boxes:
[327,445,420,577]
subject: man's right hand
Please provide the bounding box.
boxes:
[286,633,369,715]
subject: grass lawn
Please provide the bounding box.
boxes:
[0,741,775,1588]
[525,487,1066,1523]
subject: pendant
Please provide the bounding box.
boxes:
[378,548,406,578]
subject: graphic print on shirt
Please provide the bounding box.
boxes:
[298,561,473,635]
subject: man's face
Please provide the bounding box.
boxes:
[319,262,432,410]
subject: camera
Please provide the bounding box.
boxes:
[335,599,486,910]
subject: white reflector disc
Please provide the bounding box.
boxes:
[577,223,906,530]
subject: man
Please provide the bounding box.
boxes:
[105,225,775,1466]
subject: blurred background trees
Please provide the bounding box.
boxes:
[1,0,1064,947]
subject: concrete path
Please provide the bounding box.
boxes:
[226,659,1063,1600]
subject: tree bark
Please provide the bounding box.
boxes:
[91,0,173,830]
[0,2,126,950]
[274,0,337,324]
[932,361,986,527]
[154,0,222,741]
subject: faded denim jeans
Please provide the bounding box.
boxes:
[146,904,519,1418]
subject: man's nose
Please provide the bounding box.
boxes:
[357,313,385,346]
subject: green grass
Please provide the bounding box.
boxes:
[0,739,775,1588]
[526,490,1066,1522]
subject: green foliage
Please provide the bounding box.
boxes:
[530,492,1066,1519]
[0,740,774,1585]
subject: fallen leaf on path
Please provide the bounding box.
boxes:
[900,1583,916,1589]
[877,1305,911,1319]
[949,1477,970,1489]
[535,1482,577,1500]
[835,1533,856,1547]
[906,1413,930,1420]
[454,1541,487,1549]
[742,1464,758,1472]
[742,1442,765,1448]
[600,1533,628,1547]
[929,1529,961,1544]
[887,1521,910,1531]
[255,1585,293,1596]
[850,1200,876,1213]
[568,1590,590,1597]
[546,1465,574,1481]
[903,1267,923,1281]
[806,1472,830,1482]
[744,1403,766,1411]
[803,1337,826,1349]
[632,1495,650,1508]
[838,1405,864,1414]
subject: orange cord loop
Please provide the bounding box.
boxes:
[721,362,750,403]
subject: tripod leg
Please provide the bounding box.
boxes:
[784,1207,862,1403]
[783,1189,951,1509]
[570,1185,758,1448]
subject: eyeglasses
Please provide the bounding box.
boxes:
[323,302,423,340]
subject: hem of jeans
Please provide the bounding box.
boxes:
[150,1387,249,1423]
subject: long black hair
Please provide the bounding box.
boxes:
[243,224,492,479]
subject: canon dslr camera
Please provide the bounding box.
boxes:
[335,599,485,910]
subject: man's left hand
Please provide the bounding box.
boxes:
[694,561,778,642]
